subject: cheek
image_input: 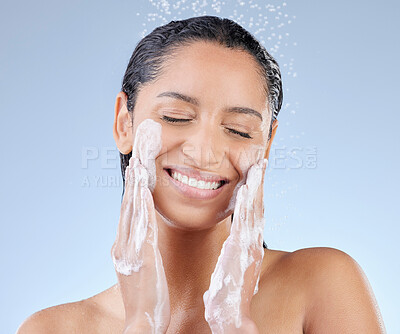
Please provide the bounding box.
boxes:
[157,126,179,160]
[160,125,176,146]
[220,143,265,217]
[234,144,265,179]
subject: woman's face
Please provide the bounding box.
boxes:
[130,41,273,230]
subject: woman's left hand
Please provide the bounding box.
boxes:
[203,158,268,334]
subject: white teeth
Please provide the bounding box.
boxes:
[173,171,182,182]
[170,170,222,190]
[197,180,205,189]
[188,177,197,187]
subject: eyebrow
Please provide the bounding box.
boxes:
[157,91,199,106]
[156,91,263,121]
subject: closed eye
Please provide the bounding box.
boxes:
[161,116,252,139]
[161,115,191,123]
[226,128,252,139]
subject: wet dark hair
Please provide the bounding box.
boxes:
[119,15,284,249]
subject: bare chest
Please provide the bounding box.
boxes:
[97,291,304,334]
[165,283,305,333]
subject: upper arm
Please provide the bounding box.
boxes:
[301,247,386,334]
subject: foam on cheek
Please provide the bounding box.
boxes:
[223,144,265,216]
[244,158,264,201]
[132,119,163,191]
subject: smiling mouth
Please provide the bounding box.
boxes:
[164,168,228,190]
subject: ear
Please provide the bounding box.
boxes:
[264,119,279,160]
[113,91,133,154]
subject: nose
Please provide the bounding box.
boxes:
[181,123,226,170]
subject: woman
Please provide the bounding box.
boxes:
[18,16,385,333]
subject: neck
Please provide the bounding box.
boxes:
[155,211,231,312]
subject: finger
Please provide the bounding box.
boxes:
[231,184,249,240]
[260,158,268,220]
[254,159,267,226]
[142,186,158,248]
[127,162,148,253]
[112,158,139,272]
[117,161,136,245]
[252,161,267,256]
[245,159,262,194]
[244,160,262,229]
[143,186,168,291]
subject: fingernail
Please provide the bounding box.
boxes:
[263,158,268,170]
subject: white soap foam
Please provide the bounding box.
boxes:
[112,257,143,276]
[222,144,265,218]
[112,158,152,275]
[204,158,267,332]
[113,119,168,333]
[132,119,163,192]
[113,119,163,273]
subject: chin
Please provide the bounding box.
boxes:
[152,194,232,231]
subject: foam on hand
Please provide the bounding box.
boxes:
[204,158,268,333]
[112,157,151,276]
[112,119,169,333]
[112,119,163,274]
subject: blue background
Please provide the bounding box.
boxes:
[1,0,398,333]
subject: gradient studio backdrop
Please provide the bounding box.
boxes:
[1,0,398,332]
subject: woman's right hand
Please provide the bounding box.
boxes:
[111,156,170,334]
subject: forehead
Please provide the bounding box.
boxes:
[145,41,268,111]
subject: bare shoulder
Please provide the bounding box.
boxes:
[16,300,93,334]
[264,246,378,285]
[16,286,124,334]
[265,247,386,333]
